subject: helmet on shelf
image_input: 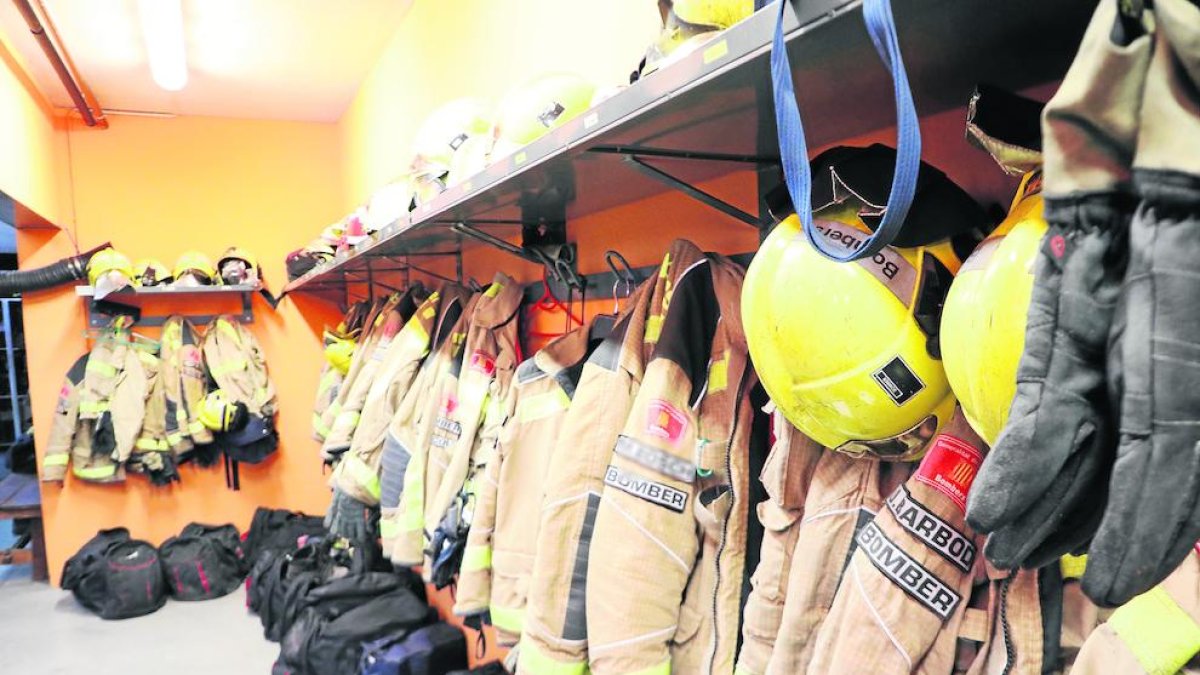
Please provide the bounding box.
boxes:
[132,258,172,287]
[670,0,755,30]
[173,251,218,287]
[87,248,135,299]
[493,73,596,158]
[216,247,261,286]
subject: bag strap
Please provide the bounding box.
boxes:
[770,0,921,261]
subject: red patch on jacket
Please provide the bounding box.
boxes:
[914,434,982,513]
[441,393,458,415]
[469,351,496,376]
[646,400,688,445]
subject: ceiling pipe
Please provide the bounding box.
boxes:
[34,0,106,127]
[13,0,98,126]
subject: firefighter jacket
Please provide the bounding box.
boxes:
[42,336,149,484]
[203,315,278,465]
[584,253,764,675]
[807,410,1050,674]
[454,321,594,644]
[312,300,372,441]
[317,295,397,455]
[321,288,425,462]
[160,317,212,458]
[130,350,168,464]
[737,415,911,675]
[333,285,470,505]
[1070,553,1200,674]
[421,272,523,576]
[383,292,476,565]
[518,240,707,675]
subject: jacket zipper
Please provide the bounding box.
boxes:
[999,574,1015,675]
[706,368,748,675]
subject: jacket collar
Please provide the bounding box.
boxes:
[471,272,523,329]
[533,320,593,376]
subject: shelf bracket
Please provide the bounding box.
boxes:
[86,290,254,328]
[623,155,763,229]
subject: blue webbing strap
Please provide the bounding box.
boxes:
[769,0,921,261]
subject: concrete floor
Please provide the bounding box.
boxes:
[0,566,278,674]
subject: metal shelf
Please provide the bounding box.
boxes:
[283,0,1094,296]
[76,284,262,327]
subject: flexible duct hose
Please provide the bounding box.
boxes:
[0,242,108,296]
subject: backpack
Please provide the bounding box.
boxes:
[160,523,245,601]
[358,622,468,675]
[62,530,166,620]
[278,583,433,675]
[243,507,326,567]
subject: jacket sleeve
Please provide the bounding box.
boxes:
[455,385,518,617]
[42,355,87,482]
[737,413,825,675]
[808,409,988,675]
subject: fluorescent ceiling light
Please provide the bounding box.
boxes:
[138,0,188,91]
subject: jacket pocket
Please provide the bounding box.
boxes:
[751,500,803,605]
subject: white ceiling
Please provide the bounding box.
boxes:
[0,0,413,122]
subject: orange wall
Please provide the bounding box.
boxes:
[19,113,346,584]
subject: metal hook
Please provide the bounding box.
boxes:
[605,249,636,313]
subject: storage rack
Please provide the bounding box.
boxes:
[281,0,1095,304]
[75,284,262,328]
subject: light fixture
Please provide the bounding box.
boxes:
[138,0,188,91]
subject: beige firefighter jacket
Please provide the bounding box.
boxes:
[333,285,470,505]
[584,252,758,675]
[384,292,477,565]
[42,334,148,484]
[1071,552,1200,675]
[421,272,524,577]
[807,410,1049,675]
[317,294,400,457]
[130,350,169,468]
[312,300,372,441]
[518,240,708,675]
[321,288,425,461]
[160,316,212,457]
[454,321,594,644]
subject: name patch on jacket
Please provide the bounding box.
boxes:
[885,486,976,572]
[613,435,696,482]
[914,434,982,513]
[646,400,688,445]
[857,520,961,620]
[604,465,688,513]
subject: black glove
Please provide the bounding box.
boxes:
[966,0,1150,570]
[1084,0,1200,607]
[141,452,181,487]
[427,497,469,590]
[91,412,116,459]
[325,488,380,542]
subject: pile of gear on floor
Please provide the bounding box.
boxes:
[40,305,277,490]
[302,2,1200,673]
[62,507,504,675]
[285,0,750,282]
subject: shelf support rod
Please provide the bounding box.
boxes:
[621,155,763,229]
[451,222,543,264]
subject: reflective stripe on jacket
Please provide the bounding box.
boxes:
[454,322,592,644]
[518,239,707,674]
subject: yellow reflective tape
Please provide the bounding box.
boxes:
[488,603,524,634]
[1109,585,1200,675]
[78,401,109,414]
[1061,554,1087,580]
[484,282,502,298]
[42,454,68,466]
[659,253,671,279]
[319,370,338,389]
[518,389,571,423]
[422,306,436,319]
[344,456,381,501]
[73,464,117,479]
[380,518,400,540]
[708,354,729,394]
[217,320,242,344]
[336,411,361,430]
[188,420,206,435]
[210,359,248,377]
[702,39,729,64]
[312,412,331,437]
[734,665,762,675]
[135,437,168,451]
[645,315,664,343]
[517,640,588,675]
[86,360,118,377]
[167,432,186,446]
[461,545,492,573]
